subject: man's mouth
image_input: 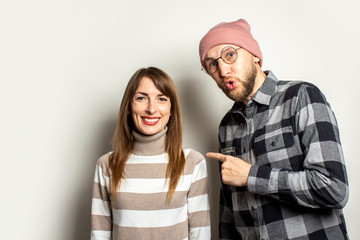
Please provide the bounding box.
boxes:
[141,117,160,125]
[225,80,236,90]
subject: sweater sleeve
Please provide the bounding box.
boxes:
[186,150,211,240]
[91,154,112,240]
[247,84,349,209]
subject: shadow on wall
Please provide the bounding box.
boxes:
[177,77,221,240]
[72,117,117,240]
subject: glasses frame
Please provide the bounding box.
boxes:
[201,46,241,75]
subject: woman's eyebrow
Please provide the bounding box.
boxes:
[135,92,166,97]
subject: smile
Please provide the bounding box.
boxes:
[141,117,160,125]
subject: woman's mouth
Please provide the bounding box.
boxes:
[141,117,160,125]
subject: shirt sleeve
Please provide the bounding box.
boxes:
[186,150,211,240]
[247,84,349,209]
[218,174,242,239]
[91,157,112,240]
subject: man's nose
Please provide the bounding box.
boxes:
[217,58,230,77]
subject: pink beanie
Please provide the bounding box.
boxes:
[199,19,263,66]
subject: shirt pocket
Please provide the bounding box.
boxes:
[253,126,295,157]
[220,146,236,156]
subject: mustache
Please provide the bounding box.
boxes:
[224,76,239,82]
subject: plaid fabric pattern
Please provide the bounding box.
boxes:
[218,71,349,240]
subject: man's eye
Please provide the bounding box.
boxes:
[225,52,235,59]
[209,61,217,66]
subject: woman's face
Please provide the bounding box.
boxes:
[131,76,171,135]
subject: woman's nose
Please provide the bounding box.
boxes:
[146,100,156,114]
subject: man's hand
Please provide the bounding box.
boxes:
[206,152,252,187]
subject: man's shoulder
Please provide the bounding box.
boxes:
[276,79,315,92]
[274,80,323,102]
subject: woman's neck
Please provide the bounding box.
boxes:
[132,127,167,156]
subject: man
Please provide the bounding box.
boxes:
[199,19,349,239]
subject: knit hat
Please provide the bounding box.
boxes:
[199,19,263,67]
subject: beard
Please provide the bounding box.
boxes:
[219,64,257,102]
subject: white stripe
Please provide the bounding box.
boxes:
[94,169,100,183]
[127,153,168,164]
[184,148,191,158]
[94,165,110,188]
[92,198,111,216]
[189,226,211,239]
[188,194,210,213]
[113,205,188,227]
[91,230,111,240]
[119,174,192,193]
[94,165,101,183]
[192,159,208,183]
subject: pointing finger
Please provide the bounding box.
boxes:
[206,152,228,162]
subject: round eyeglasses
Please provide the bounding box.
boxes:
[202,46,241,74]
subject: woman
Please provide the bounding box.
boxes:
[91,67,211,240]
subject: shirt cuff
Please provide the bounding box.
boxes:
[247,164,279,195]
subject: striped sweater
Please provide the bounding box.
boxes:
[91,129,211,239]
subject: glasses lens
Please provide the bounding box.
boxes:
[221,47,237,64]
[204,59,217,74]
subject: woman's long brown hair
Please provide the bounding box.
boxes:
[108,67,185,201]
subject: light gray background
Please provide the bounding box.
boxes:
[1,0,359,239]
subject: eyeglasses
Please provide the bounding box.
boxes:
[202,46,241,74]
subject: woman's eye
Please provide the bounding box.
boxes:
[158,97,169,102]
[135,96,146,101]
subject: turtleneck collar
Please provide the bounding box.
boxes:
[132,127,167,156]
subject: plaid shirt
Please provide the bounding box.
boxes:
[218,71,349,240]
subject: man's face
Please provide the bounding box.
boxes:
[204,44,259,103]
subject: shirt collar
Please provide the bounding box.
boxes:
[252,70,278,106]
[230,71,278,112]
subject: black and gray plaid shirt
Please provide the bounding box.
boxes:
[218,71,349,240]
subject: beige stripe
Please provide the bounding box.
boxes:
[183,150,205,175]
[97,153,111,177]
[111,191,187,210]
[124,150,205,178]
[97,150,205,178]
[124,163,167,178]
[188,210,211,228]
[112,221,188,240]
[92,182,110,201]
[188,177,208,198]
[91,215,112,231]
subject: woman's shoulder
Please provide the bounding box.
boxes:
[96,151,113,167]
[183,149,205,164]
[183,149,207,175]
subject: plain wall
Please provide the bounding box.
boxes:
[1,0,359,239]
